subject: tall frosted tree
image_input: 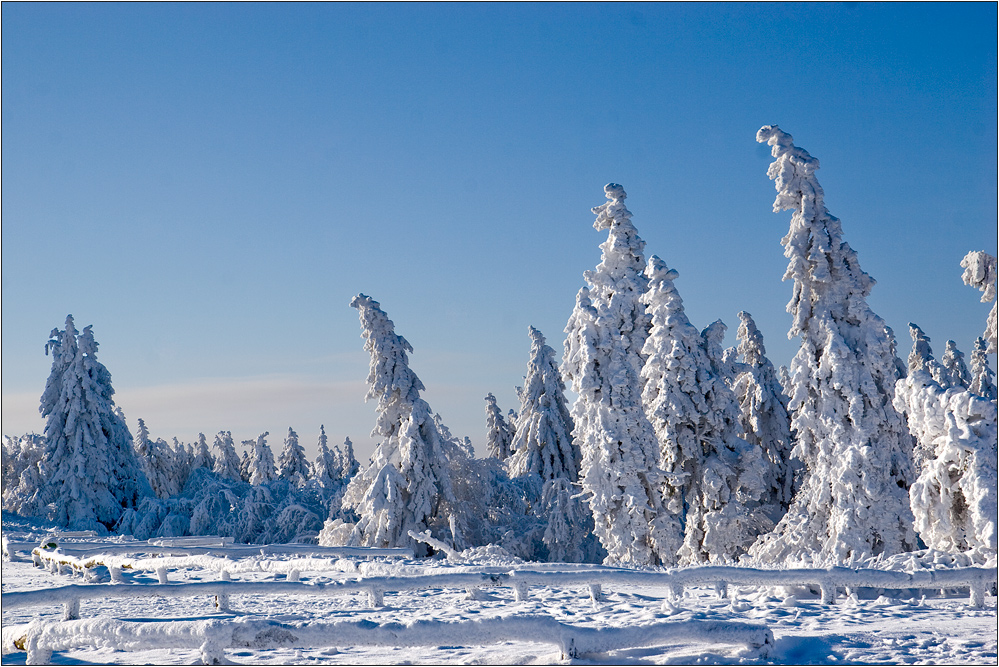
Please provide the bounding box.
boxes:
[34,317,146,530]
[640,257,770,565]
[278,427,311,487]
[312,425,340,489]
[970,337,997,400]
[484,393,515,461]
[748,126,916,564]
[508,327,579,483]
[336,294,458,555]
[961,250,997,353]
[731,311,797,523]
[907,324,949,387]
[562,184,669,566]
[941,340,972,390]
[135,420,184,499]
[247,432,276,486]
[507,326,595,562]
[190,433,215,473]
[212,431,242,482]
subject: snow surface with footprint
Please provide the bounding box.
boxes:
[2,529,996,665]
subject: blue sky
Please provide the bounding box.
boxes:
[3,3,996,461]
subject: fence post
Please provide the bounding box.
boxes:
[513,582,530,601]
[215,571,232,612]
[288,569,300,582]
[715,581,728,599]
[969,581,986,608]
[367,587,385,607]
[588,583,603,603]
[156,567,169,584]
[63,597,81,621]
[820,582,836,604]
[109,566,123,583]
[25,631,52,666]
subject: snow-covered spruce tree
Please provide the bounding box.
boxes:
[894,369,997,553]
[337,436,359,480]
[508,327,579,483]
[327,295,459,555]
[135,420,184,499]
[212,431,242,482]
[640,257,770,565]
[941,340,972,390]
[484,393,515,460]
[246,432,277,486]
[31,318,146,530]
[238,449,252,483]
[748,126,916,564]
[907,324,950,387]
[562,185,670,567]
[2,434,47,517]
[961,250,997,353]
[731,311,797,523]
[506,326,597,562]
[190,433,214,473]
[311,425,339,489]
[278,427,311,487]
[970,338,997,400]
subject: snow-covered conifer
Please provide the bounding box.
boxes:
[337,436,359,479]
[941,340,972,389]
[135,420,183,499]
[961,250,997,353]
[2,434,47,517]
[246,432,276,485]
[505,326,594,562]
[336,294,458,554]
[32,318,146,529]
[508,327,579,483]
[731,311,797,522]
[190,433,214,473]
[908,324,949,386]
[239,449,252,483]
[748,127,916,564]
[895,370,997,553]
[278,427,310,487]
[640,257,770,564]
[311,425,339,489]
[561,185,668,567]
[212,431,242,482]
[484,393,515,460]
[970,337,997,400]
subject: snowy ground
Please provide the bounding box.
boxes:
[2,533,996,665]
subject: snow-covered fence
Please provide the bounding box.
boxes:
[28,542,412,578]
[4,564,995,623]
[1,614,774,664]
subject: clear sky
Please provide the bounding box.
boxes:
[3,3,996,462]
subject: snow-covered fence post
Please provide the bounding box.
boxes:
[367,587,385,607]
[214,571,231,612]
[62,597,80,621]
[25,630,52,666]
[820,582,836,605]
[715,581,728,599]
[200,620,231,665]
[970,581,986,608]
[109,566,123,583]
[670,583,684,600]
[31,552,41,568]
[588,583,603,603]
[288,569,300,582]
[513,582,530,601]
[156,567,169,584]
